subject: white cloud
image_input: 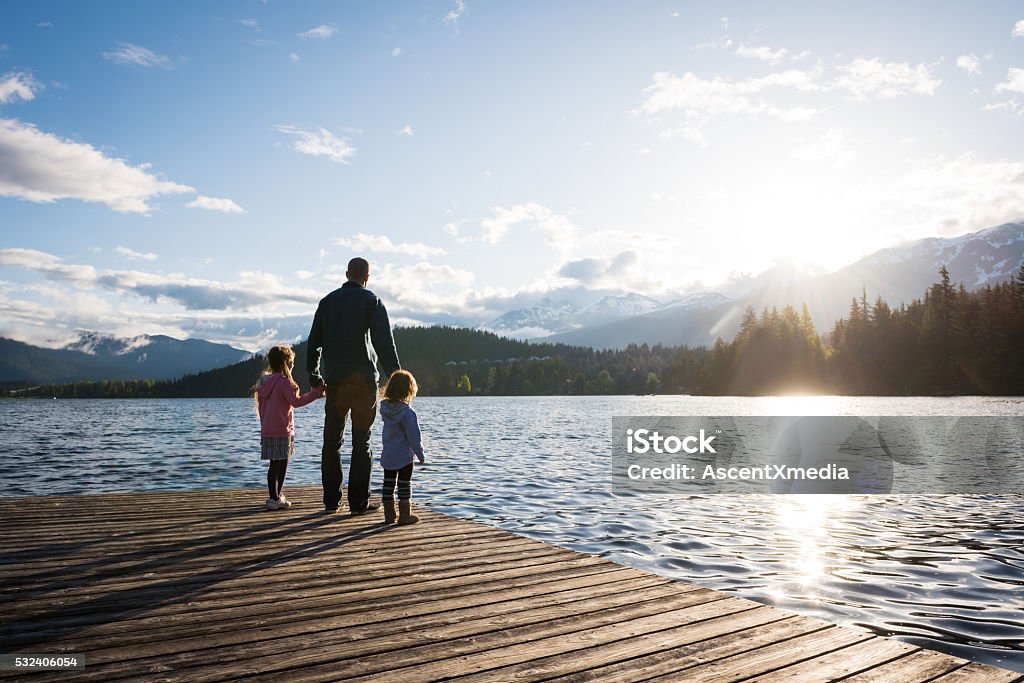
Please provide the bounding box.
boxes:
[448,203,576,250]
[297,24,337,40]
[638,67,823,142]
[381,261,474,288]
[289,53,300,62]
[274,124,356,164]
[886,154,1024,236]
[398,125,413,136]
[0,118,194,213]
[0,248,321,312]
[995,67,1024,94]
[558,251,640,285]
[333,233,446,258]
[239,18,259,29]
[36,21,53,28]
[114,246,158,262]
[392,47,402,57]
[443,0,466,29]
[956,54,989,76]
[186,195,246,214]
[790,128,855,169]
[983,100,1023,115]
[0,248,97,283]
[736,44,789,65]
[370,261,478,316]
[658,125,708,145]
[642,57,941,143]
[640,68,822,116]
[831,57,940,99]
[0,72,42,104]
[1014,19,1024,38]
[0,281,322,352]
[101,42,173,69]
[696,35,732,50]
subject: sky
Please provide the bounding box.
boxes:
[1,1,1024,351]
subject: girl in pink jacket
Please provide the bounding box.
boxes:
[254,345,325,510]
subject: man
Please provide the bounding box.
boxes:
[307,257,401,514]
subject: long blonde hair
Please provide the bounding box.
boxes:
[252,345,300,413]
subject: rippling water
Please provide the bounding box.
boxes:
[4,395,1023,672]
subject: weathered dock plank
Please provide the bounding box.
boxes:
[0,486,1019,682]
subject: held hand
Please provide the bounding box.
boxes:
[417,454,426,465]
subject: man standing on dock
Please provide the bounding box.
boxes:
[307,257,401,515]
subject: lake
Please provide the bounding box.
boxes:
[3,395,1023,672]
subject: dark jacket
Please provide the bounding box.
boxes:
[306,281,400,385]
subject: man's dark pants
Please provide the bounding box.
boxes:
[322,377,378,512]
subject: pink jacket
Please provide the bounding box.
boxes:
[256,373,325,438]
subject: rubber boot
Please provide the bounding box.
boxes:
[398,499,419,525]
[383,499,397,524]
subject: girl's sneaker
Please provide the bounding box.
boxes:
[265,497,280,511]
[277,495,292,509]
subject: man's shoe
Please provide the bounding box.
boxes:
[324,506,339,514]
[350,500,381,516]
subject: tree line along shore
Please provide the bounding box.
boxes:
[5,267,1024,399]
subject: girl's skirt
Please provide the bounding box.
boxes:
[261,436,294,460]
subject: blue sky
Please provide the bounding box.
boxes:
[1,1,1024,350]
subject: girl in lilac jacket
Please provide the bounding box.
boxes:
[379,370,426,524]
[255,345,324,510]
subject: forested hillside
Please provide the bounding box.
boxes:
[8,267,1024,398]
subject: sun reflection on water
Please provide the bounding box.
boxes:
[769,495,862,602]
[761,394,851,416]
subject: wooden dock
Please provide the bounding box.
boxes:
[1,486,1020,682]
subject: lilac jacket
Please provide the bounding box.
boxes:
[379,400,425,469]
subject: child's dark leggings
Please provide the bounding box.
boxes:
[267,459,288,500]
[382,463,414,501]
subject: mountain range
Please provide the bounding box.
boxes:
[0,333,250,385]
[3,222,1022,384]
[483,222,1024,349]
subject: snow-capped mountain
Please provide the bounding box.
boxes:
[482,303,578,338]
[575,293,663,326]
[741,221,1024,331]
[543,292,735,348]
[657,291,732,312]
[0,332,251,384]
[522,223,1024,349]
[482,293,668,338]
[834,221,1024,294]
[65,332,160,357]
